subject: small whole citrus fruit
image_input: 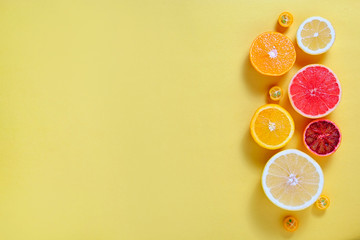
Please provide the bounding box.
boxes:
[283,216,298,232]
[278,12,293,28]
[269,86,283,101]
[315,195,330,210]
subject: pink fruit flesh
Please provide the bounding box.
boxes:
[289,65,341,118]
[304,120,340,156]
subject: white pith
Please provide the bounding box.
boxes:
[268,48,278,58]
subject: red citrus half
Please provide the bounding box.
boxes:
[288,64,341,118]
[303,119,341,156]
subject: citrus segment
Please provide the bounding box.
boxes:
[288,64,341,118]
[303,119,341,156]
[297,16,335,55]
[262,149,324,211]
[250,32,296,76]
[283,216,298,232]
[250,104,294,149]
[278,12,293,28]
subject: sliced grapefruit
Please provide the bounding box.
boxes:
[288,64,341,118]
[262,149,324,211]
[303,119,341,156]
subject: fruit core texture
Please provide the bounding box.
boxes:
[268,121,276,131]
[268,47,278,58]
[287,173,299,186]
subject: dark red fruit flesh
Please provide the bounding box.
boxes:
[304,120,340,156]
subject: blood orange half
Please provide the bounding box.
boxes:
[303,119,341,156]
[288,64,341,118]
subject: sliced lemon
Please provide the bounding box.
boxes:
[262,149,324,211]
[297,16,335,55]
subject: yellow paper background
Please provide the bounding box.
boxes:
[0,0,359,239]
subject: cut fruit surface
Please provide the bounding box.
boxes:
[249,32,296,76]
[304,119,341,156]
[250,104,294,150]
[262,149,324,211]
[297,16,335,55]
[288,64,341,118]
[278,12,293,28]
[315,195,330,210]
[269,86,283,101]
[283,216,298,232]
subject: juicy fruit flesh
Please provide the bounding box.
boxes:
[300,19,332,51]
[250,32,296,75]
[254,108,292,147]
[289,65,341,117]
[266,153,321,207]
[305,120,340,155]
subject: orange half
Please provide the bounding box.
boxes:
[250,104,294,149]
[250,32,296,76]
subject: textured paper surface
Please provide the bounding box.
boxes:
[0,0,359,239]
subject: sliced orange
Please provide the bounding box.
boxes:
[278,12,293,28]
[249,32,296,76]
[262,149,324,211]
[250,104,294,149]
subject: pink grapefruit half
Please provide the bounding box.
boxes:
[288,64,341,118]
[303,119,341,156]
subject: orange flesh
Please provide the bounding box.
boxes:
[250,32,296,76]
